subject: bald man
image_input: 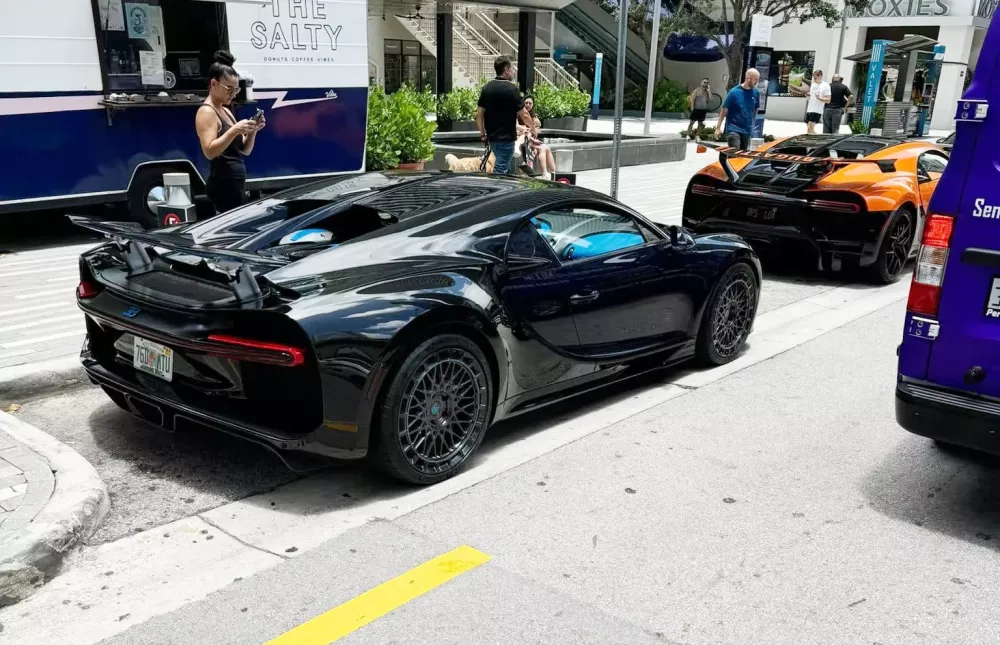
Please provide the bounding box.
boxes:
[715,68,761,150]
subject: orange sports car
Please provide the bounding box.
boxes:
[682,134,949,283]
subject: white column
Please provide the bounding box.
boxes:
[931,26,975,132]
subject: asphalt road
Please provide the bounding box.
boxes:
[73,302,999,645]
[7,261,858,546]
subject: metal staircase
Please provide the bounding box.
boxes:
[394,7,578,91]
[394,16,478,88]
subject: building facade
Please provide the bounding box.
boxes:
[664,0,991,131]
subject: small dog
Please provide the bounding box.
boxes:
[445,152,495,173]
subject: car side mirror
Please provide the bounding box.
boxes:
[506,255,552,275]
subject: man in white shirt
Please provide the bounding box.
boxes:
[805,70,830,134]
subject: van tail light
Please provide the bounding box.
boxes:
[206,334,305,367]
[906,214,954,316]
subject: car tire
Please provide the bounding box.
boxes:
[371,334,493,485]
[868,208,913,284]
[696,262,758,366]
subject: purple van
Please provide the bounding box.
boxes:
[895,23,1000,453]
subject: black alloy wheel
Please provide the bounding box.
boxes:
[373,334,492,485]
[697,262,758,366]
[869,209,912,284]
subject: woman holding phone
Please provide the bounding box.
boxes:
[195,50,265,215]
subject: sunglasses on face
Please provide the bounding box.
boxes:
[216,81,239,94]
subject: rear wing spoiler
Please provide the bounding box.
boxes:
[696,142,897,184]
[69,215,284,303]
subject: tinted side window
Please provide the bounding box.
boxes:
[532,207,651,262]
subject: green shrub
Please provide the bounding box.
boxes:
[532,84,591,120]
[652,79,689,113]
[391,85,436,164]
[365,84,437,170]
[679,127,776,143]
[365,84,399,171]
[602,79,692,113]
[436,85,480,122]
[849,119,868,134]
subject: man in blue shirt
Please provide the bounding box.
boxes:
[714,68,761,150]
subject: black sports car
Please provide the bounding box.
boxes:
[73,172,760,484]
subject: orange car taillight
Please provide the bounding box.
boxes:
[906,214,954,316]
[811,199,860,213]
[206,334,306,367]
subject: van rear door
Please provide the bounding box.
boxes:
[922,19,1000,397]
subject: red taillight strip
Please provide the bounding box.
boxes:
[690,184,715,196]
[79,307,305,368]
[810,200,860,213]
[207,334,305,367]
[77,280,100,299]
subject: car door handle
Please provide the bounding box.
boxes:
[570,291,600,303]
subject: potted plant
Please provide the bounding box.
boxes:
[436,86,479,132]
[365,83,400,171]
[391,86,436,170]
[534,84,590,130]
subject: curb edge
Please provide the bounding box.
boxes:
[0,409,109,606]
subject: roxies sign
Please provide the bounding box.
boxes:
[250,0,343,51]
[848,0,950,18]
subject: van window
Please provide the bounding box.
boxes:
[918,151,949,175]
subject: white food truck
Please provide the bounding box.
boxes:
[0,0,369,225]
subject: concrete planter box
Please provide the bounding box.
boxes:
[597,109,699,120]
[541,116,588,130]
[429,129,686,173]
[436,119,478,133]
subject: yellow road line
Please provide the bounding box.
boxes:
[264,545,492,645]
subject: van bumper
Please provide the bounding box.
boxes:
[896,380,1000,454]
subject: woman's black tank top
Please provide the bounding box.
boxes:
[209,107,246,179]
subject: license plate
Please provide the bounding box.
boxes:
[986,278,1000,319]
[133,337,174,382]
[744,206,780,222]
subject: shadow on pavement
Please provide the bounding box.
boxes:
[78,362,684,538]
[860,437,1000,552]
[0,208,112,254]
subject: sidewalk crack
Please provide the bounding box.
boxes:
[198,513,291,560]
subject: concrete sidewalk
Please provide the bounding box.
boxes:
[0,410,107,606]
[585,115,952,140]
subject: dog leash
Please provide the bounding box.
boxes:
[480,142,491,173]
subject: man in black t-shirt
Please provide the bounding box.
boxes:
[824,74,854,134]
[476,56,534,174]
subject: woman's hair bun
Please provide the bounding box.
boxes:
[213,50,236,66]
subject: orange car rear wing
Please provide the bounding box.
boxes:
[696,142,896,186]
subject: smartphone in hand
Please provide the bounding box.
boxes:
[253,108,264,123]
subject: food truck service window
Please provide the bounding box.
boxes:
[90,0,229,96]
